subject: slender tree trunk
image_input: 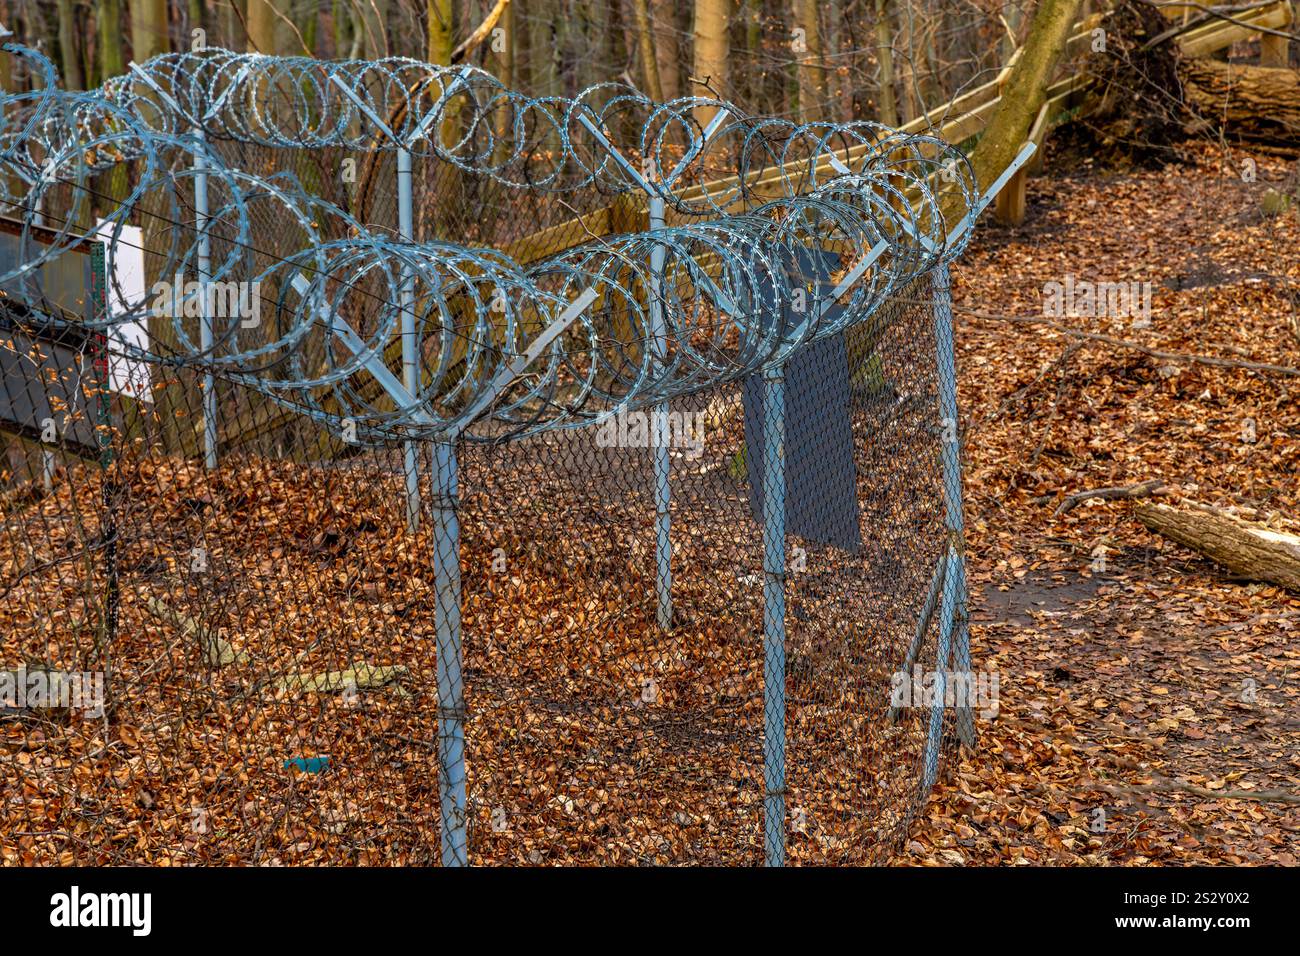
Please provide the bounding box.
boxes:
[427,0,452,64]
[693,0,730,124]
[494,0,515,86]
[874,0,899,126]
[651,0,680,100]
[513,0,530,86]
[131,0,169,62]
[828,0,854,122]
[246,0,278,53]
[743,0,762,107]
[302,0,318,55]
[633,0,664,99]
[56,0,84,89]
[223,0,243,50]
[427,0,458,238]
[529,4,557,95]
[897,0,918,122]
[100,2,126,102]
[358,0,388,58]
[606,0,629,96]
[332,0,349,56]
[187,0,205,50]
[794,0,826,122]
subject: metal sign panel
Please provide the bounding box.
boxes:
[0,218,105,454]
[742,246,863,553]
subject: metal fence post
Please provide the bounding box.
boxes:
[194,127,216,470]
[431,439,467,865]
[398,146,421,532]
[761,361,787,866]
[924,264,974,793]
[32,200,56,490]
[648,192,672,631]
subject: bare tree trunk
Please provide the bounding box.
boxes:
[492,0,516,168]
[131,0,169,62]
[874,0,899,126]
[427,0,459,239]
[187,0,204,36]
[633,0,664,100]
[223,0,244,50]
[897,0,918,122]
[529,3,558,95]
[828,0,854,122]
[302,0,318,55]
[56,0,84,88]
[358,0,388,58]
[693,0,731,124]
[494,0,515,85]
[794,0,826,122]
[427,0,452,65]
[246,0,278,53]
[651,0,680,100]
[99,2,126,104]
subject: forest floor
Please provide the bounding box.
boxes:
[906,142,1300,865]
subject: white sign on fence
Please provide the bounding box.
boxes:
[94,220,153,404]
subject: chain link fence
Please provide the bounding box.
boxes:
[1,277,967,865]
[0,43,993,865]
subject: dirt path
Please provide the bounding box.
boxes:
[904,144,1300,865]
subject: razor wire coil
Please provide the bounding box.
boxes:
[0,43,978,444]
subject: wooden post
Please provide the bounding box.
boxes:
[1259,3,1293,67]
[995,166,1027,225]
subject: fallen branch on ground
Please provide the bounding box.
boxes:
[1089,777,1300,805]
[139,595,247,667]
[1054,479,1171,516]
[274,662,408,696]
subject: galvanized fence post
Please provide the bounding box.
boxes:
[31,199,56,491]
[398,146,421,532]
[648,191,672,631]
[194,126,216,470]
[761,361,787,866]
[431,439,467,865]
[923,264,974,794]
[573,114,677,631]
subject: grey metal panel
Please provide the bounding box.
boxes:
[0,327,99,450]
[0,228,94,322]
[742,247,863,553]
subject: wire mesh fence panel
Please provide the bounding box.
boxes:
[0,41,1003,865]
[1,278,958,865]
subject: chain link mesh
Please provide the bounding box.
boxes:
[0,43,980,866]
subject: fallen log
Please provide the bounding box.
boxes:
[1074,1,1300,158]
[1135,501,1300,591]
[1181,58,1300,140]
